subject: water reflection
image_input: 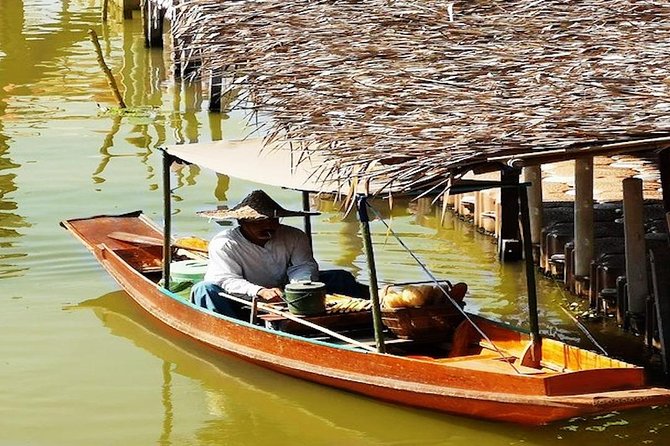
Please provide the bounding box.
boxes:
[78,291,670,445]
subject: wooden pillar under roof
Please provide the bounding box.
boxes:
[574,157,594,295]
[523,165,543,262]
[660,148,670,235]
[209,69,223,112]
[623,178,649,316]
[653,148,670,375]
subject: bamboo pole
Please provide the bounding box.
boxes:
[102,0,109,22]
[88,29,126,108]
[356,195,386,354]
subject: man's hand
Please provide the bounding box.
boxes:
[257,287,283,302]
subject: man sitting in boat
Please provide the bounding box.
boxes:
[191,190,367,318]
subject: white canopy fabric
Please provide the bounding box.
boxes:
[166,139,397,195]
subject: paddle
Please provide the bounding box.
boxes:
[108,231,209,253]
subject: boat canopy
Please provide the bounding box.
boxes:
[166,139,407,196]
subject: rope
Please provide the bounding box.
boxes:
[365,202,523,374]
[548,274,609,356]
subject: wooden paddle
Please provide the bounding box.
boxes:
[108,231,209,253]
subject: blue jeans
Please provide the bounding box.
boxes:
[191,269,369,318]
[190,282,247,318]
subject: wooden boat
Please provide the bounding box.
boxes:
[62,210,670,425]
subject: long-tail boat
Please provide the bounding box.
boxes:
[61,140,670,425]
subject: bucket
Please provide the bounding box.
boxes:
[170,260,208,283]
[284,281,327,315]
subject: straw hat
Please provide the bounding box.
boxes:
[197,190,319,221]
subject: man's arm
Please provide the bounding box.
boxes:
[206,240,262,299]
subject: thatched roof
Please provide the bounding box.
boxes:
[172,0,670,194]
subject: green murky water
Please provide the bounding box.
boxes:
[1,1,669,444]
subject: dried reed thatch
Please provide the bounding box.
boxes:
[171,0,670,194]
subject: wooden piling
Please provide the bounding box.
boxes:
[574,158,594,281]
[523,166,543,247]
[209,70,222,112]
[623,178,649,316]
[659,148,670,235]
[142,0,164,48]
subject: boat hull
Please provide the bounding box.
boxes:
[62,212,670,425]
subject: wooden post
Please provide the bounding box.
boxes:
[659,148,670,237]
[650,250,670,375]
[357,196,386,354]
[209,70,222,112]
[123,0,134,19]
[574,158,594,280]
[162,150,172,290]
[141,0,149,46]
[143,1,164,48]
[302,191,313,249]
[623,178,648,316]
[523,166,543,246]
[495,195,502,240]
[102,0,109,22]
[453,194,461,215]
[474,191,481,229]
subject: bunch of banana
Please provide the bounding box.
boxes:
[325,295,372,314]
[174,236,209,253]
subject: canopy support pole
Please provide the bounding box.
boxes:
[302,191,313,248]
[161,150,172,290]
[357,196,386,354]
[499,168,522,261]
[519,184,542,367]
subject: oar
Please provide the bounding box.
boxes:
[108,231,209,253]
[220,292,378,353]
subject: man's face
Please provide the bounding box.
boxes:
[240,218,280,244]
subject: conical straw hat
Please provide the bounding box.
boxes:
[197,190,319,221]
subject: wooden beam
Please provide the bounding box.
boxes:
[488,136,670,168]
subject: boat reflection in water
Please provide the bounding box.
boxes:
[78,292,670,446]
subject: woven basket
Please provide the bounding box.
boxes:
[381,305,464,341]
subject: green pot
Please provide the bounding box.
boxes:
[284,281,327,315]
